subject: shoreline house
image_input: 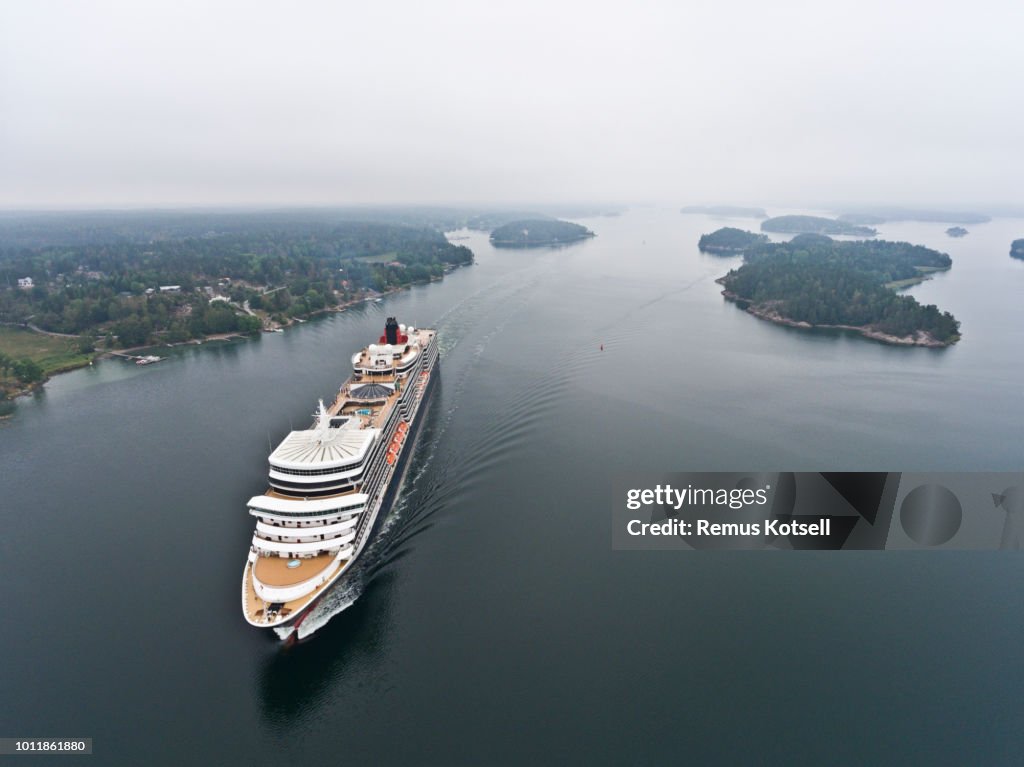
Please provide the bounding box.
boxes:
[17,277,34,289]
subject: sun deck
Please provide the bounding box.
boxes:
[328,377,402,430]
[245,564,329,622]
[245,555,351,625]
[253,552,337,587]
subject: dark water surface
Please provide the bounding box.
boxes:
[1,209,1022,764]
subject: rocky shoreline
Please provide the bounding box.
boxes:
[717,281,954,348]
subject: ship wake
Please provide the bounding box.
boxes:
[279,380,451,641]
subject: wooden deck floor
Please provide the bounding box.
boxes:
[253,553,336,587]
[245,558,350,624]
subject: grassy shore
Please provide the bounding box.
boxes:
[0,269,459,408]
[0,326,95,398]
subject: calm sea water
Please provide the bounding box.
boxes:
[1,209,1022,764]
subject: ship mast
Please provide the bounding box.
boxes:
[314,399,332,444]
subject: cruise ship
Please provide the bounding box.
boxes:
[242,317,438,635]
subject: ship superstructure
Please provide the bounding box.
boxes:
[242,317,438,634]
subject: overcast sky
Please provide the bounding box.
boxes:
[2,0,1022,209]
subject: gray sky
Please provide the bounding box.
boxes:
[2,0,1022,209]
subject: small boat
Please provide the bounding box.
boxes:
[136,355,162,366]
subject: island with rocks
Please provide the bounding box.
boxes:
[489,219,595,248]
[761,215,877,237]
[1012,240,1024,260]
[713,232,960,347]
[946,227,968,238]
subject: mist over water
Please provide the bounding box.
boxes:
[1,208,1022,763]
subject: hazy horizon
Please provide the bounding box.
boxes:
[3,1,1023,210]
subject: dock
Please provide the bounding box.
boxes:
[109,352,164,365]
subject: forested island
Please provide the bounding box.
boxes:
[946,227,968,238]
[489,219,595,247]
[714,232,960,347]
[761,215,877,237]
[1011,240,1024,260]
[698,227,769,254]
[0,212,474,398]
[681,205,767,218]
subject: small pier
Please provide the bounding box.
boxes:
[109,352,164,365]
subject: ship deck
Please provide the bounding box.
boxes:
[329,377,400,430]
[263,487,363,502]
[245,555,350,624]
[329,328,435,431]
[253,553,336,587]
